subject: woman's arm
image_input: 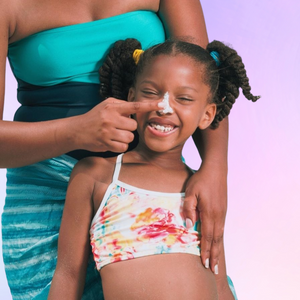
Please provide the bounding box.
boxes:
[0,14,127,168]
[215,236,235,300]
[159,0,229,273]
[0,3,164,168]
[158,0,208,47]
[0,1,14,119]
[185,121,229,273]
[48,160,95,300]
[0,96,162,168]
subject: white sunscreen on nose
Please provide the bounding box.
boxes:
[159,92,174,114]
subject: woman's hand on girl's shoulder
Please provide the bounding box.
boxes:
[182,163,227,275]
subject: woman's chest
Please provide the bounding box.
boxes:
[10,0,160,43]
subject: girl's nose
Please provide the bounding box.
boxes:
[157,92,174,115]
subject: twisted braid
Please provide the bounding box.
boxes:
[207,40,260,128]
[99,38,142,100]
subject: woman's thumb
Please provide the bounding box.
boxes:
[182,195,198,229]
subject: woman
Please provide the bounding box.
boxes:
[0,0,231,299]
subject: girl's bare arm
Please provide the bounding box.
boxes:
[48,160,95,300]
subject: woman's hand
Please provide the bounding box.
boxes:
[182,162,228,275]
[0,98,161,168]
[70,98,161,154]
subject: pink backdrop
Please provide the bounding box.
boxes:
[1,1,300,299]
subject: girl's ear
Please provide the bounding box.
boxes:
[198,103,216,130]
[127,87,135,102]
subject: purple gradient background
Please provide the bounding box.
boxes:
[1,1,300,299]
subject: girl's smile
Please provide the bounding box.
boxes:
[148,117,178,136]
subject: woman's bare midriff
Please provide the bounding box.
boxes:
[9,0,160,43]
[100,253,218,300]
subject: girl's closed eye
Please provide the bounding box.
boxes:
[141,90,160,98]
[177,96,194,103]
[143,90,157,95]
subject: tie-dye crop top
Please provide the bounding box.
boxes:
[89,154,200,270]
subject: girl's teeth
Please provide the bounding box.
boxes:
[150,123,174,132]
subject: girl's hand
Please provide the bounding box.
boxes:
[71,98,161,153]
[182,162,227,274]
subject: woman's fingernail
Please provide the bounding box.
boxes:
[158,101,166,108]
[214,264,219,275]
[205,258,209,269]
[185,218,193,229]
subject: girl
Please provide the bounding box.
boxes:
[48,39,258,299]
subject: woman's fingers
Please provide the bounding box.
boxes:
[103,127,135,153]
[113,115,138,132]
[112,98,162,116]
[75,98,162,153]
[181,194,198,229]
[200,214,224,274]
[182,168,227,275]
[182,194,222,274]
[199,214,214,270]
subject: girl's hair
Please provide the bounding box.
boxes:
[99,38,260,128]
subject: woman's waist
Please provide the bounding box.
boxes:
[15,80,101,118]
[6,154,77,181]
[5,154,77,202]
[14,80,100,126]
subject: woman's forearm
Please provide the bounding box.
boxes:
[0,99,163,168]
[0,117,78,168]
[214,237,235,300]
[159,0,228,167]
[193,117,229,170]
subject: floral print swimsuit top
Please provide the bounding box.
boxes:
[90,154,200,271]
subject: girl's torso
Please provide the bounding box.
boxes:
[90,155,200,269]
[88,153,216,300]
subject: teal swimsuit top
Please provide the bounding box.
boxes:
[8,10,165,86]
[7,11,165,159]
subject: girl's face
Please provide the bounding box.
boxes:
[128,54,216,154]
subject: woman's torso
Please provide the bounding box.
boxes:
[8,10,164,87]
[8,0,160,44]
[6,0,165,159]
[7,0,164,93]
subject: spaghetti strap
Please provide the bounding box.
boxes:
[112,153,123,182]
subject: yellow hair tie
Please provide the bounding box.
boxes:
[133,49,144,65]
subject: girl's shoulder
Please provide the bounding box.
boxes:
[72,156,117,185]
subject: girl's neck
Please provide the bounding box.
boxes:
[130,144,186,171]
[121,146,193,194]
